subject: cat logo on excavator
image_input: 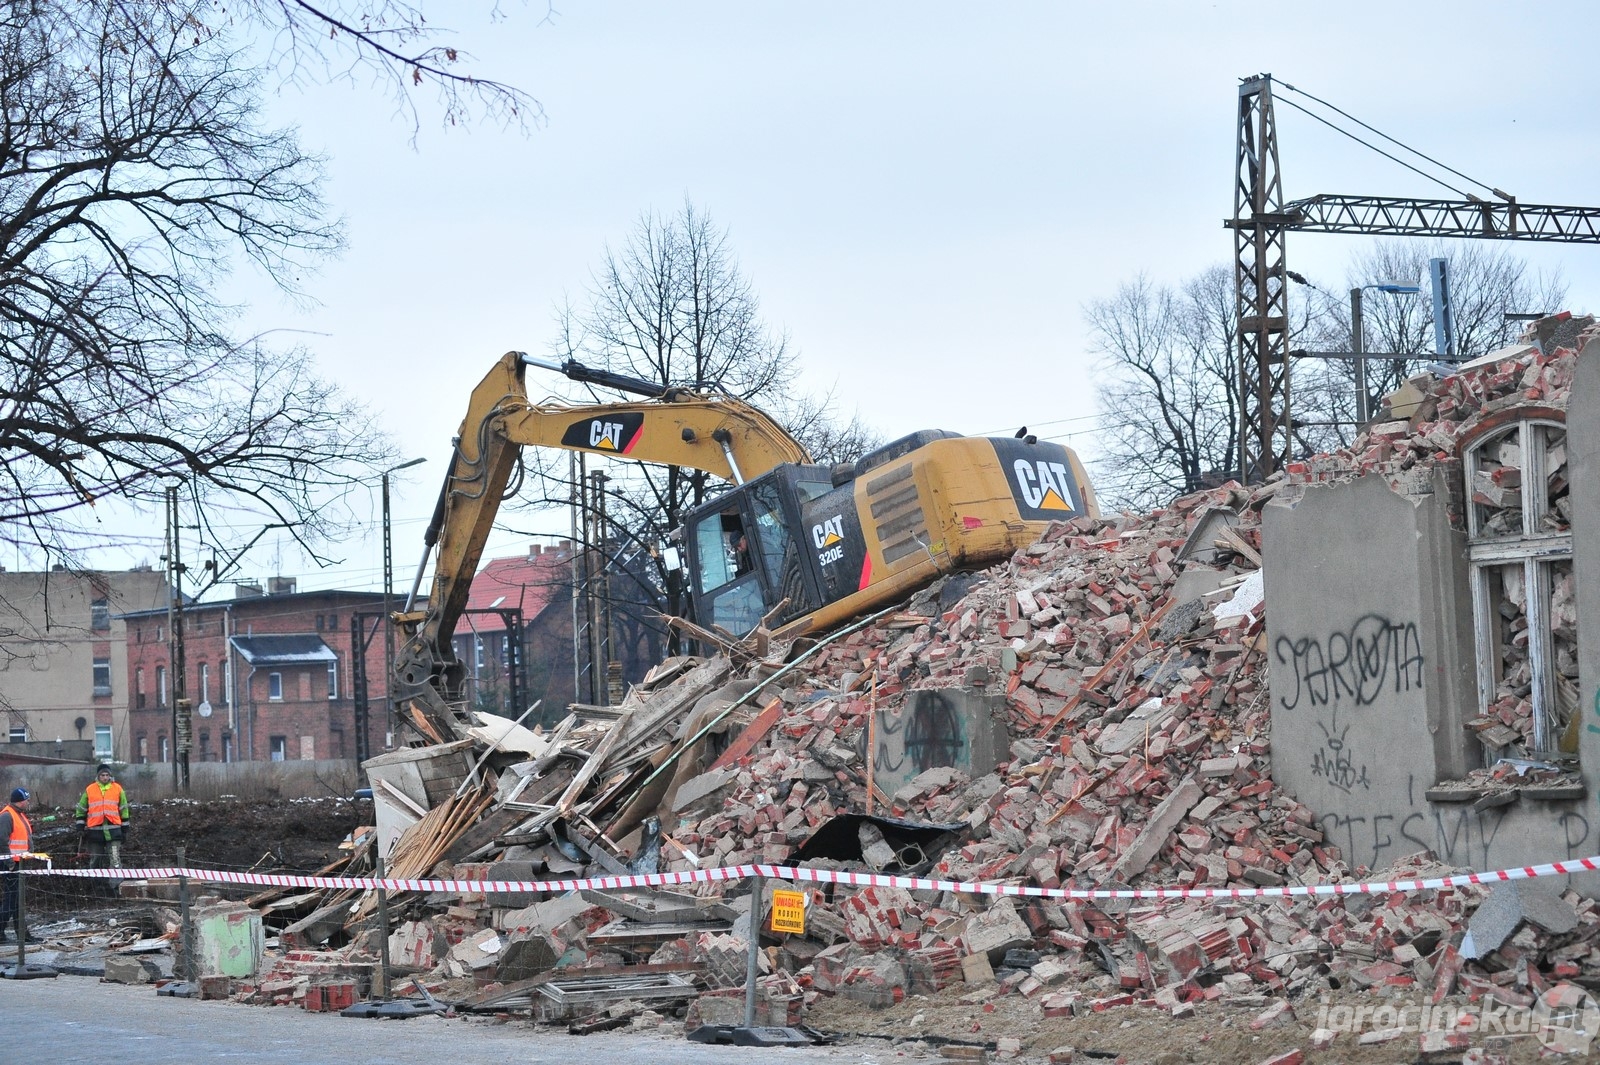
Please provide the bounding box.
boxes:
[812,514,846,565]
[1013,459,1075,512]
[558,411,645,454]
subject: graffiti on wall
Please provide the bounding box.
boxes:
[1309,709,1371,794]
[1274,614,1425,711]
[872,689,967,777]
[1319,773,1593,870]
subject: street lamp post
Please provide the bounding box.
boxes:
[1350,284,1421,425]
[381,458,426,754]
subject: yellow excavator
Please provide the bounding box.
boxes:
[393,351,1097,738]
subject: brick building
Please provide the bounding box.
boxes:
[453,542,669,725]
[0,567,169,762]
[454,542,575,721]
[122,580,386,764]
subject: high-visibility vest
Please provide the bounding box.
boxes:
[83,781,126,827]
[2,803,29,858]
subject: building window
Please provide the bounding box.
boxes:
[268,672,283,701]
[327,661,338,700]
[92,656,112,696]
[1465,416,1575,758]
[269,735,287,761]
[474,635,485,675]
[94,725,113,761]
[158,733,169,762]
[199,662,210,703]
[155,624,163,643]
[8,726,25,743]
[137,735,148,762]
[156,665,167,707]
[135,667,146,709]
[90,597,110,631]
[221,733,233,762]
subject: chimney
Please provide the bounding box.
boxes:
[529,544,543,557]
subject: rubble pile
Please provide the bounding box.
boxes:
[75,318,1600,1046]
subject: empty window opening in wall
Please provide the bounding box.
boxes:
[90,598,110,631]
[93,656,112,696]
[269,735,287,761]
[1465,416,1577,763]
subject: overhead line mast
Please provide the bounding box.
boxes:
[1226,73,1600,481]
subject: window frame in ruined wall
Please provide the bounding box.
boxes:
[1463,414,1573,757]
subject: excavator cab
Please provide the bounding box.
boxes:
[682,464,836,635]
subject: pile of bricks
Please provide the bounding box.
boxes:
[653,318,1600,1020]
[216,317,1600,1042]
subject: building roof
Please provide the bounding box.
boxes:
[229,634,337,665]
[117,587,384,620]
[464,544,573,620]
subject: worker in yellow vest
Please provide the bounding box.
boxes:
[75,764,130,869]
[0,786,34,943]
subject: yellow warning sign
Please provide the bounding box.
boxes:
[769,889,806,935]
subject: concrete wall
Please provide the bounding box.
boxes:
[0,757,362,810]
[865,687,1010,798]
[1264,468,1600,890]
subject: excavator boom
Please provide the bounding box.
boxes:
[394,351,810,738]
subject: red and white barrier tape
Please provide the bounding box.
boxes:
[23,854,1600,900]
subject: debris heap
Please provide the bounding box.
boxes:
[106,317,1600,1040]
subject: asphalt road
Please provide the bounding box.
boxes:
[3,973,927,1065]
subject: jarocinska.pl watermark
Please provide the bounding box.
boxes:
[1313,987,1600,1054]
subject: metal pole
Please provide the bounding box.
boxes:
[374,850,392,1001]
[1351,287,1368,426]
[14,862,26,967]
[177,845,194,984]
[382,471,395,750]
[743,874,763,1027]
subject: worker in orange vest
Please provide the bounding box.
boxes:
[75,763,130,869]
[0,786,35,943]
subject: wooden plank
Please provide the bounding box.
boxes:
[556,709,635,816]
[1217,525,1263,568]
[708,697,785,771]
[615,658,731,751]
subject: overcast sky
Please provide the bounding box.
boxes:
[132,1,1600,598]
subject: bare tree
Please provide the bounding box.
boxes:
[1090,242,1569,511]
[507,200,880,649]
[1086,269,1239,512]
[101,1,545,136]
[0,2,393,567]
[1298,240,1568,448]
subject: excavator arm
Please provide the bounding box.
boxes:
[393,350,810,740]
